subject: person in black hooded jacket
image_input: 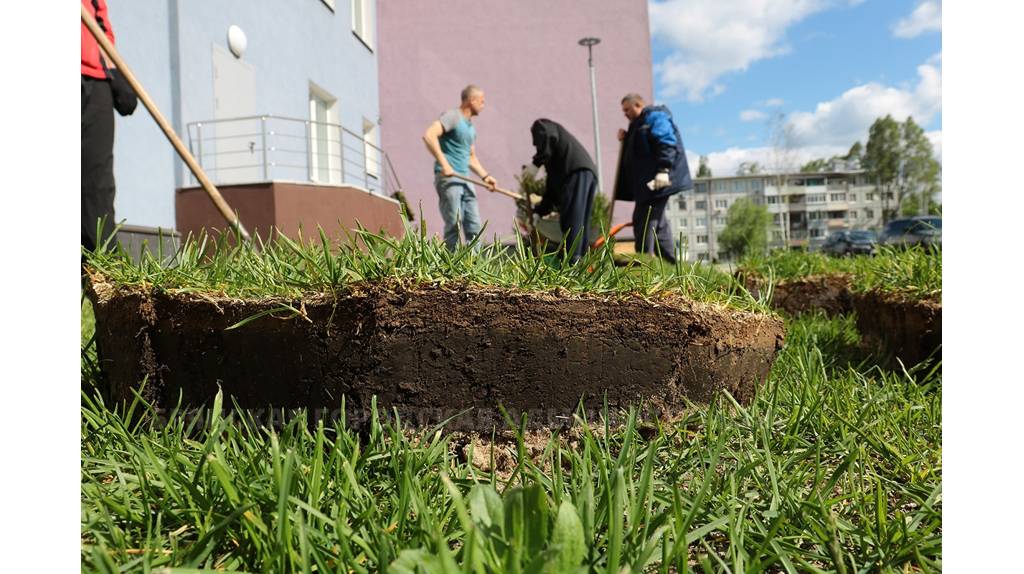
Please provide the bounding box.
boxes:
[529,119,599,264]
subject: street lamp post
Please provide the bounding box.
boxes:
[578,37,603,194]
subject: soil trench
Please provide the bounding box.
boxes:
[87,277,785,430]
[851,290,942,369]
[742,271,941,369]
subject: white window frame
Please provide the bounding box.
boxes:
[352,0,374,50]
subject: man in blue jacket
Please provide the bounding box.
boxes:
[614,93,693,264]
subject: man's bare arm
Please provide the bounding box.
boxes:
[422,121,455,176]
[469,145,497,190]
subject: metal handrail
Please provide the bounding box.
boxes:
[186,114,403,198]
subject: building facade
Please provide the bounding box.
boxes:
[102,0,383,230]
[378,0,654,242]
[664,168,892,262]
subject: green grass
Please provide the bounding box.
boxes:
[739,248,942,301]
[83,227,770,314]
[80,312,941,573]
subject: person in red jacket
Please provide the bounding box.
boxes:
[81,0,118,254]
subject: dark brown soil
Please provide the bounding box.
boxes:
[851,290,942,369]
[86,275,784,431]
[742,273,854,316]
[740,271,941,370]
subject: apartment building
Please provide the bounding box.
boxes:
[98,0,394,243]
[664,164,891,261]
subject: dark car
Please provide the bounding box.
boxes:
[821,229,877,256]
[880,216,942,249]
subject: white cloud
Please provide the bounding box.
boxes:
[893,1,942,38]
[693,55,942,175]
[740,109,768,122]
[650,0,855,102]
[760,98,785,107]
[788,55,941,147]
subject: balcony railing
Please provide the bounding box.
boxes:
[186,115,403,198]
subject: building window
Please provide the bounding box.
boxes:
[695,200,707,210]
[773,214,781,225]
[695,182,708,194]
[884,191,894,200]
[696,217,707,227]
[807,193,826,203]
[866,192,876,201]
[810,228,822,238]
[678,218,687,229]
[732,180,745,193]
[712,181,725,192]
[309,84,338,184]
[696,235,708,244]
[767,196,778,204]
[865,208,874,219]
[676,197,687,211]
[352,0,374,49]
[715,199,728,209]
[772,230,783,241]
[751,179,764,191]
[849,192,857,203]
[830,193,846,202]
[714,215,727,226]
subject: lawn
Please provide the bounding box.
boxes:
[80,234,941,573]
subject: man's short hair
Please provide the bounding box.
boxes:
[461,85,483,102]
[621,93,645,106]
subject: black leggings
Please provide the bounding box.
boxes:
[82,76,116,253]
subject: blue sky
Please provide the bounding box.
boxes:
[648,0,942,174]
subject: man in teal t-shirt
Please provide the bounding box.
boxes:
[422,85,498,250]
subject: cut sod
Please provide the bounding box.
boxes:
[87,274,784,430]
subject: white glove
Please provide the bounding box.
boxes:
[647,171,671,191]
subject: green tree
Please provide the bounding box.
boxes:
[864,115,940,222]
[800,158,829,173]
[718,197,770,260]
[697,155,712,178]
[900,192,942,217]
[845,141,864,163]
[900,117,941,215]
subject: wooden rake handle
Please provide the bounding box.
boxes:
[447,173,526,202]
[81,5,251,241]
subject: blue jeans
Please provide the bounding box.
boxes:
[435,175,482,250]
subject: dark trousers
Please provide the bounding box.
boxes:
[82,76,116,253]
[559,170,597,264]
[632,195,677,264]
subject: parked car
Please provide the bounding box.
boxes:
[821,230,877,256]
[879,216,942,249]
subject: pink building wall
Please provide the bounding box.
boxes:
[378,0,653,241]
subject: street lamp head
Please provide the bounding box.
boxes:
[578,37,601,47]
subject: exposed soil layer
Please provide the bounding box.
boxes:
[742,273,854,316]
[87,276,784,430]
[851,290,942,369]
[741,271,941,369]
